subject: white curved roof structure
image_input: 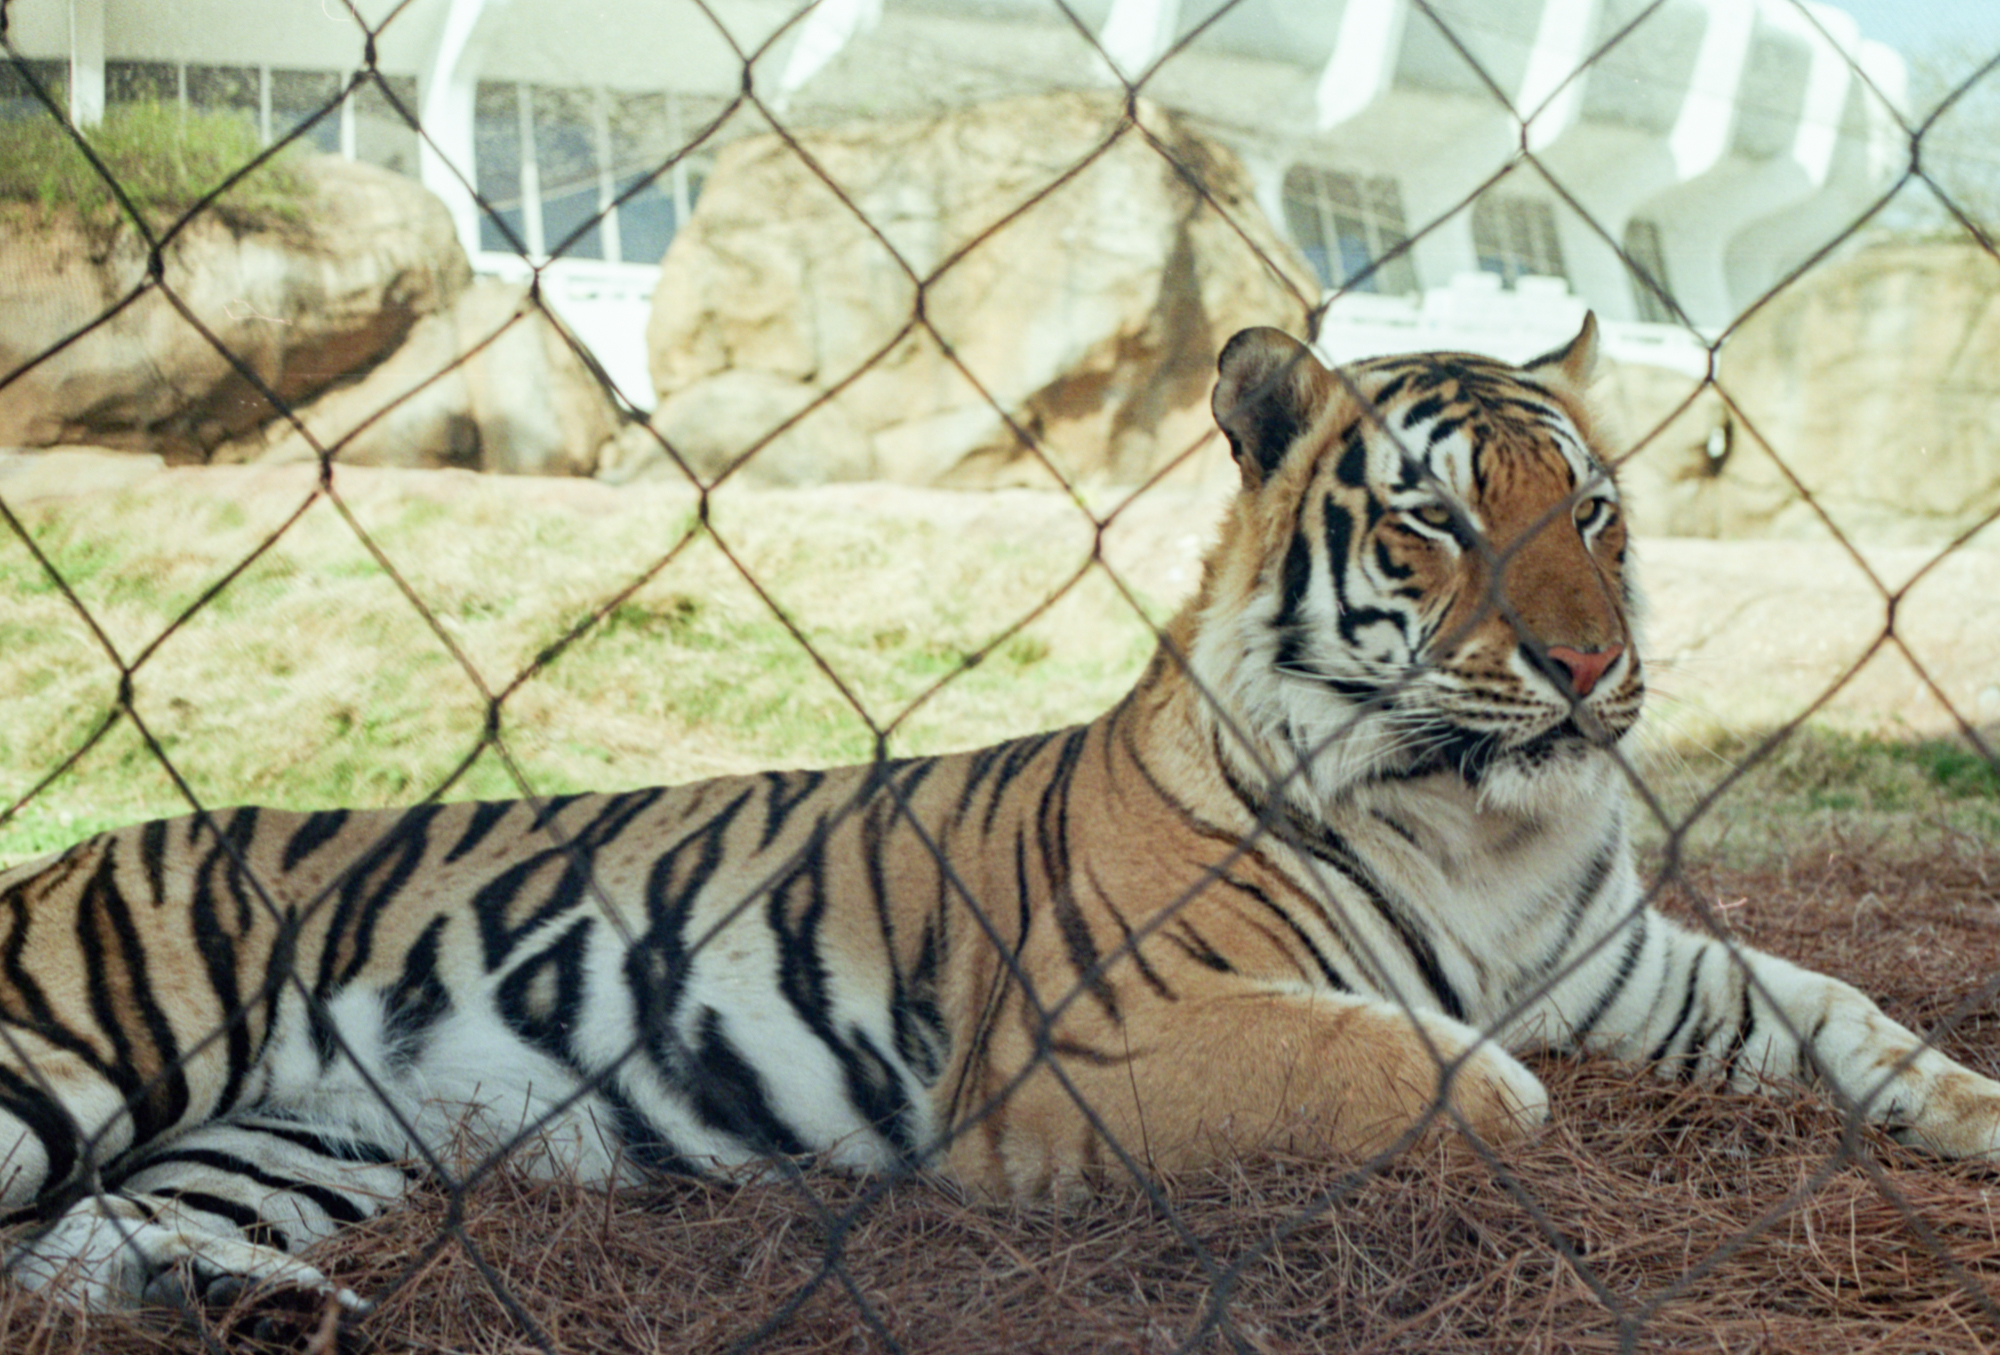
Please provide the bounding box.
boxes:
[10,0,1908,390]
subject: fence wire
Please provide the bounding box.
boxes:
[1,0,1999,1352]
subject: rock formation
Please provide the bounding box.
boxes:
[1608,241,2000,545]
[1,155,626,476]
[638,92,1318,489]
[1713,241,2000,544]
[218,280,623,477]
[0,157,468,460]
[1592,359,1735,540]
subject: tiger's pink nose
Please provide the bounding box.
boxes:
[1546,643,1623,698]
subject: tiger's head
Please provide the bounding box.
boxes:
[1182,315,1643,814]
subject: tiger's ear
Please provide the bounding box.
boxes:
[1527,312,1600,390]
[1212,327,1330,490]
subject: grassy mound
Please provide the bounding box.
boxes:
[0,467,1161,865]
[0,100,308,225]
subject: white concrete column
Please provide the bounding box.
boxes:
[1396,120,1524,292]
[1533,143,1687,324]
[1646,0,1755,324]
[592,88,621,265]
[773,0,882,106]
[417,0,492,261]
[1311,0,1504,289]
[1519,0,1599,148]
[1716,1,1859,304]
[1667,0,1755,183]
[1098,0,1182,83]
[1648,0,1854,325]
[1528,0,1690,324]
[1238,150,1293,265]
[339,79,358,160]
[67,0,105,127]
[1510,0,1610,309]
[1848,36,1909,185]
[1316,0,1408,129]
[1544,199,1635,320]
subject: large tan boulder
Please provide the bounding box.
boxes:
[1588,242,2000,545]
[1593,359,1736,540]
[219,280,624,476]
[639,92,1316,489]
[0,157,469,461]
[631,369,872,487]
[1707,242,2000,543]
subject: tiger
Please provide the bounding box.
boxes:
[4,316,1998,1315]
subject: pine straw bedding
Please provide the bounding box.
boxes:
[5,842,1998,1355]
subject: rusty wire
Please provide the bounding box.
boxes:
[1,1,1999,1353]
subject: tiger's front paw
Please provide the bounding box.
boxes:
[7,1196,364,1314]
[1418,1014,1551,1149]
[1886,1058,2000,1162]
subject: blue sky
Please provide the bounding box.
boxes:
[1820,0,2000,119]
[1825,0,2000,57]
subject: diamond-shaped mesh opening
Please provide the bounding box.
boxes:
[2,1,1999,1351]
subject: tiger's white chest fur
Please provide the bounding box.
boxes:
[1328,759,1644,1035]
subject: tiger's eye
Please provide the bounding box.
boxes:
[1410,503,1454,530]
[1575,498,1616,531]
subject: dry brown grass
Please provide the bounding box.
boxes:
[5,839,1997,1355]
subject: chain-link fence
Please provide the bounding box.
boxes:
[2,0,1999,1351]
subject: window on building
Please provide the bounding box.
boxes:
[271,69,342,154]
[610,92,703,266]
[103,61,351,159]
[1,59,67,121]
[475,82,529,254]
[1471,194,1567,288]
[65,62,704,268]
[1623,217,1675,323]
[474,81,705,265]
[105,60,177,105]
[187,64,259,126]
[532,86,604,261]
[352,75,418,178]
[1282,165,1417,295]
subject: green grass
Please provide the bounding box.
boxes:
[1,465,1992,871]
[1628,723,2000,867]
[0,470,1160,867]
[1890,736,2000,800]
[0,100,308,226]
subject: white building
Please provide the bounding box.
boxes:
[7,0,1905,397]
